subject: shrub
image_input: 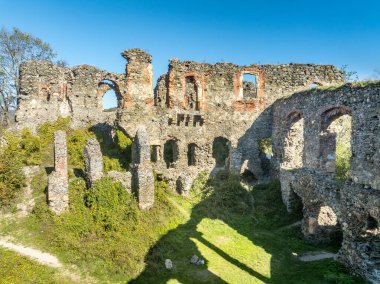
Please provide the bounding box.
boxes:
[84,177,139,232]
[19,129,42,165]
[0,148,25,205]
[336,141,351,182]
[67,129,95,169]
[37,117,71,146]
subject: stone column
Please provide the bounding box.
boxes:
[121,48,153,107]
[47,130,68,214]
[84,138,103,187]
[131,125,154,210]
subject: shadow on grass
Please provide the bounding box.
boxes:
[131,173,361,284]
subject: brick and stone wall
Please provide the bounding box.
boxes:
[16,48,380,282]
[272,83,380,282]
[83,138,104,187]
[47,130,68,214]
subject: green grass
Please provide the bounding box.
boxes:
[0,172,368,283]
[132,176,366,284]
[0,118,368,283]
[0,247,72,284]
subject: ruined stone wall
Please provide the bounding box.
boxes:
[16,60,130,130]
[47,130,68,214]
[17,50,343,188]
[118,58,344,188]
[272,83,380,189]
[15,48,380,282]
[273,83,380,281]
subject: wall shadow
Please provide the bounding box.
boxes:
[131,103,353,283]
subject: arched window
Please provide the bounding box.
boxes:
[184,76,200,111]
[212,137,230,168]
[164,139,179,168]
[282,111,304,169]
[98,79,121,112]
[320,107,352,181]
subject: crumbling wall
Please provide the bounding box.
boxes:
[131,59,343,186]
[273,83,380,281]
[131,125,155,210]
[273,82,380,188]
[84,138,104,187]
[47,130,68,214]
[14,47,379,282]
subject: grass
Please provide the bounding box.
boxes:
[0,174,368,283]
[0,247,73,284]
[0,118,369,283]
[132,176,366,284]
[0,172,368,283]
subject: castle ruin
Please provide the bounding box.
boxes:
[16,49,379,282]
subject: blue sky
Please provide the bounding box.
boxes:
[1,0,380,107]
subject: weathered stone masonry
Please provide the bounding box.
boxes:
[272,83,380,282]
[16,48,380,282]
[47,130,69,214]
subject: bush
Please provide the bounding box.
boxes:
[84,177,139,232]
[37,117,71,146]
[0,148,25,205]
[19,129,42,165]
[67,129,95,169]
[336,141,351,182]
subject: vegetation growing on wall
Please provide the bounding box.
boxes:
[332,115,352,182]
[0,117,132,206]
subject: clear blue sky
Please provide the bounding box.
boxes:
[1,0,380,81]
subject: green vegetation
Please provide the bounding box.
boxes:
[0,117,131,206]
[259,137,273,156]
[0,118,367,283]
[0,247,72,284]
[333,115,352,182]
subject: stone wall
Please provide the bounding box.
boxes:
[16,48,380,281]
[16,50,344,189]
[83,138,104,187]
[47,130,68,214]
[131,125,155,210]
[273,83,380,282]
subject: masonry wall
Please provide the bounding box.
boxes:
[272,83,380,189]
[14,48,380,282]
[272,83,380,282]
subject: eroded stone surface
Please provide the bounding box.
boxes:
[107,170,132,193]
[131,126,155,210]
[47,131,68,214]
[83,138,103,187]
[273,84,380,282]
[14,48,380,282]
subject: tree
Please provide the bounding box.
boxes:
[0,27,63,127]
[340,65,359,83]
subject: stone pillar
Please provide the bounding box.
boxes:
[47,130,68,214]
[121,48,153,107]
[84,138,103,187]
[131,125,154,210]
